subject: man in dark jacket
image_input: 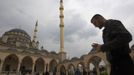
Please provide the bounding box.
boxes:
[90,14,134,75]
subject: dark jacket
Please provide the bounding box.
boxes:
[101,19,132,63]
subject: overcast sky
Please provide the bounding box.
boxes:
[0,0,134,58]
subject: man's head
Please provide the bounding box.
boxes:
[91,14,106,29]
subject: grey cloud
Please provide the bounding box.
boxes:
[38,11,97,44]
[64,12,98,42]
[0,0,134,57]
[37,20,59,44]
[64,14,85,42]
[110,1,134,18]
[77,28,98,40]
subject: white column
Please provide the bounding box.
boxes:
[0,59,4,73]
[96,65,100,75]
[17,60,21,74]
[66,70,68,75]
[32,62,35,75]
[44,64,46,73]
[106,63,111,75]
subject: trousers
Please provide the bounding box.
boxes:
[110,54,134,75]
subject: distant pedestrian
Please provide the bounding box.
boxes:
[75,68,81,75]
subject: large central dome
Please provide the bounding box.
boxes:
[7,28,30,38]
[1,28,31,48]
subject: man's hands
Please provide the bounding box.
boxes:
[91,43,101,52]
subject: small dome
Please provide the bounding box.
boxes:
[50,51,57,55]
[88,48,96,54]
[63,59,70,63]
[71,57,79,61]
[80,55,86,59]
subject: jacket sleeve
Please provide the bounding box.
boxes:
[101,20,132,52]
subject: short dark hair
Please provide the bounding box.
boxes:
[91,14,104,23]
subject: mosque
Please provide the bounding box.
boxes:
[0,0,134,75]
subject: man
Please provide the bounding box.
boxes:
[90,14,134,75]
[75,68,81,75]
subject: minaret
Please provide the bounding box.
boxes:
[33,20,38,42]
[31,20,39,49]
[59,0,64,52]
[59,0,66,62]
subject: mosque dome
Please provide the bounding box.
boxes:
[1,28,31,48]
[8,29,30,37]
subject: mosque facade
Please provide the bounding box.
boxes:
[0,0,134,75]
[0,28,133,75]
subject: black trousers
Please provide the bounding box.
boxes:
[110,54,134,75]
